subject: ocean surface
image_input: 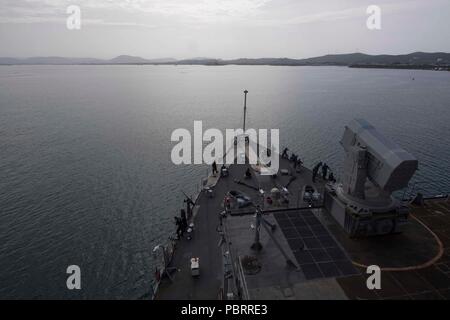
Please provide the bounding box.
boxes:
[0,65,449,299]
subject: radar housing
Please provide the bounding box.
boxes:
[340,118,418,194]
[325,119,418,237]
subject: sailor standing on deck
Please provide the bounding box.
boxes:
[180,209,188,234]
[292,154,298,169]
[212,161,218,176]
[328,172,336,183]
[184,195,195,220]
[174,217,183,238]
[312,162,322,183]
[322,163,329,180]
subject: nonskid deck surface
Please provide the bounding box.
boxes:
[155,156,325,299]
[336,198,450,300]
[155,160,251,299]
[155,154,450,300]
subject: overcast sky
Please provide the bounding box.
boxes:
[0,0,449,59]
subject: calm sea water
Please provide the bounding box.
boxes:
[0,65,449,299]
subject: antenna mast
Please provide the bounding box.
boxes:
[243,90,248,132]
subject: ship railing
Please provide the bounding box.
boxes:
[220,220,239,300]
[151,167,216,299]
[219,219,250,300]
[150,232,178,299]
[236,256,250,300]
[193,167,214,200]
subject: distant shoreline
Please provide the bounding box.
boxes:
[1,52,450,71]
[1,63,449,71]
[349,64,450,71]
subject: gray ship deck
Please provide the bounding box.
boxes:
[155,155,450,300]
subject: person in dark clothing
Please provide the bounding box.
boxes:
[174,217,183,238]
[245,167,252,179]
[328,172,336,183]
[293,154,298,169]
[312,162,322,183]
[282,147,289,159]
[322,163,329,180]
[184,196,195,220]
[180,209,188,233]
[313,162,322,171]
[212,161,218,175]
[312,167,318,182]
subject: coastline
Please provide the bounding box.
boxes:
[1,62,449,71]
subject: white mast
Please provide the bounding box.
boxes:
[243,90,248,132]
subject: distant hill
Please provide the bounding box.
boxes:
[173,52,450,70]
[217,52,450,66]
[297,52,450,66]
[109,55,151,64]
[1,52,449,69]
[0,55,177,65]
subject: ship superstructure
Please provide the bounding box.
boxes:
[153,91,450,300]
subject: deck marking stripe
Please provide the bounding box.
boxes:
[350,214,444,272]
